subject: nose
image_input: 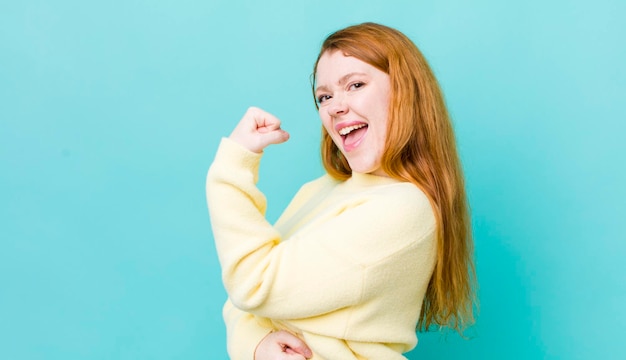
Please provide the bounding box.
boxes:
[327,94,348,117]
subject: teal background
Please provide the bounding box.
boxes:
[1,0,625,359]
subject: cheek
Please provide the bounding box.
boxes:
[376,94,390,116]
[319,112,333,133]
[373,105,390,145]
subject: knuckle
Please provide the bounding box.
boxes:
[246,106,259,116]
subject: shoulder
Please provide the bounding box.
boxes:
[383,182,433,216]
[372,182,436,231]
[328,180,437,265]
[346,178,435,228]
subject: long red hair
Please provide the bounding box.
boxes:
[312,22,476,333]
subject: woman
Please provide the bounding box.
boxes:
[207,22,476,359]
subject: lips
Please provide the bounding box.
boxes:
[336,122,368,152]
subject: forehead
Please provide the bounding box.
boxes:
[315,51,379,83]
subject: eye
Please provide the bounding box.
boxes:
[317,94,332,104]
[349,82,365,90]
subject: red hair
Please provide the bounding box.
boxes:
[312,23,476,333]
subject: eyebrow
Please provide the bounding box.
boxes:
[315,72,368,93]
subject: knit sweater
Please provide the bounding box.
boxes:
[206,138,437,360]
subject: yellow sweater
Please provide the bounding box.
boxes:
[207,138,437,359]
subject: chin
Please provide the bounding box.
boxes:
[348,162,379,175]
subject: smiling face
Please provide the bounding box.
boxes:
[315,51,391,177]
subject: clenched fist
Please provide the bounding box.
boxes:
[229,107,290,153]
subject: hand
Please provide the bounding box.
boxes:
[255,330,312,360]
[229,107,290,153]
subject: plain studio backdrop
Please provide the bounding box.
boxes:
[1,1,624,359]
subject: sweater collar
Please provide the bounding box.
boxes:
[347,172,402,187]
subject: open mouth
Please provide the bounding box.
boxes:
[338,123,368,152]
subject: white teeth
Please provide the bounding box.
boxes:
[338,124,367,136]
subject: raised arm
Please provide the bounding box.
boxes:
[207,146,434,320]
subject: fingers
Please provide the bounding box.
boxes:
[283,348,308,359]
[273,331,312,359]
[284,354,307,359]
[251,107,281,133]
[259,127,290,146]
[229,107,290,153]
[255,330,312,360]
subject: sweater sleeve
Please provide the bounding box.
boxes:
[223,299,271,360]
[207,138,435,320]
